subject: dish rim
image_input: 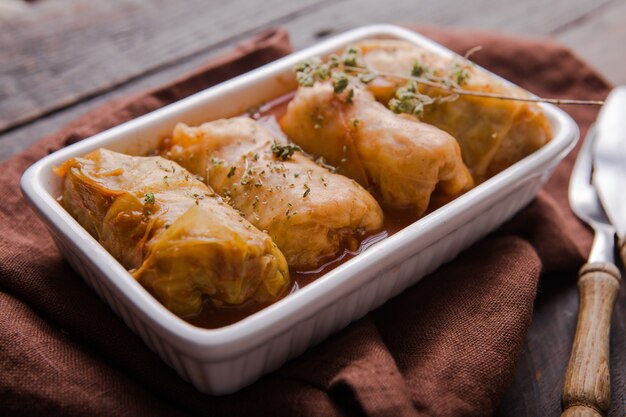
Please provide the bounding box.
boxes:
[20,24,579,360]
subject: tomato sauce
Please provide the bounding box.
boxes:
[184,94,432,329]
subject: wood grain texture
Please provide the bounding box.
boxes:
[557,0,626,86]
[0,0,328,133]
[496,267,626,417]
[562,263,621,417]
[283,0,613,48]
[0,0,29,15]
[0,0,613,136]
[495,272,580,417]
[0,38,244,161]
[2,2,626,414]
[0,0,618,162]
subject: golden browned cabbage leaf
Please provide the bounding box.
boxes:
[56,149,290,317]
[355,39,553,180]
[164,117,384,270]
[279,82,473,216]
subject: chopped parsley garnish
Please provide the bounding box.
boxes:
[451,62,471,86]
[285,203,294,218]
[411,60,430,77]
[388,81,434,117]
[227,166,237,178]
[332,72,349,94]
[294,57,336,87]
[341,45,364,68]
[357,72,377,84]
[345,88,354,104]
[143,192,155,205]
[271,141,302,161]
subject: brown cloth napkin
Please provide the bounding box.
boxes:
[0,27,613,417]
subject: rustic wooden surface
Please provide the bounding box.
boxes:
[2,1,625,416]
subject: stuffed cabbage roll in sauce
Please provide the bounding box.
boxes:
[280,81,473,217]
[355,40,552,180]
[56,149,290,317]
[163,117,384,270]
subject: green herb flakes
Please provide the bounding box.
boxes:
[388,81,434,117]
[332,72,349,94]
[143,192,155,205]
[271,141,302,161]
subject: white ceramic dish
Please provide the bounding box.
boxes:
[20,24,578,395]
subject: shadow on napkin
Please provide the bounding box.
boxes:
[0,27,611,417]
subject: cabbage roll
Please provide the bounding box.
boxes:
[56,148,290,317]
[163,117,384,270]
[279,82,473,216]
[355,39,552,180]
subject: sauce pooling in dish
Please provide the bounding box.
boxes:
[186,207,416,328]
[181,94,441,329]
[164,116,383,271]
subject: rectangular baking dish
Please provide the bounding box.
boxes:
[20,24,579,395]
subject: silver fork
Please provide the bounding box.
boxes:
[562,127,621,417]
[569,127,616,265]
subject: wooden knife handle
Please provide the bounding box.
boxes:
[561,262,621,417]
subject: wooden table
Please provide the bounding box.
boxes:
[2,1,625,416]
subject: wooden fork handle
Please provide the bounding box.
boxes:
[561,262,621,417]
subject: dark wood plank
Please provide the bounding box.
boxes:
[0,0,328,133]
[0,0,617,160]
[0,1,29,15]
[1,0,626,415]
[0,37,250,160]
[556,0,626,85]
[496,270,626,417]
[0,0,613,136]
[282,0,613,47]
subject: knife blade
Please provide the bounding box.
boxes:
[592,86,626,265]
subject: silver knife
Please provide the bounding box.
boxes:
[593,86,626,266]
